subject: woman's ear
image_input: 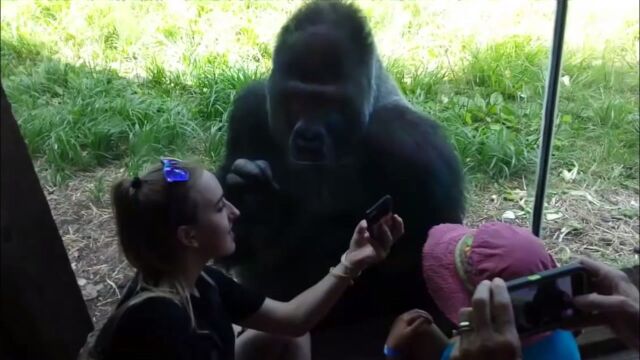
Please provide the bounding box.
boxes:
[177,225,198,248]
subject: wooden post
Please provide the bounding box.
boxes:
[1,82,93,359]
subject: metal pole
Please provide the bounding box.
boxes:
[531,0,569,237]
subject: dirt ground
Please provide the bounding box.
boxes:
[41,166,639,327]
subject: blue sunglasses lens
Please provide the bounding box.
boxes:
[161,158,190,183]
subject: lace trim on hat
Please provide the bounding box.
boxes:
[454,233,475,293]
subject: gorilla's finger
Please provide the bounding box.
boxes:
[255,160,280,190]
[230,158,251,171]
[231,159,263,179]
[254,160,272,177]
[226,173,247,187]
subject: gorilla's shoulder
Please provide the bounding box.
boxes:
[364,103,465,219]
[365,103,452,157]
[228,80,269,129]
[231,80,268,109]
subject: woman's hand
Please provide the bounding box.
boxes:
[450,279,522,360]
[345,215,404,271]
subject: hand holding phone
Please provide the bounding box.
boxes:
[365,195,393,230]
[450,279,522,360]
[344,196,403,269]
[570,257,640,350]
[506,263,592,337]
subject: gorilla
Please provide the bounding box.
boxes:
[217,0,464,352]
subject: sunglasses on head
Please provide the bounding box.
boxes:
[161,158,190,183]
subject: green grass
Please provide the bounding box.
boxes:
[1,0,638,186]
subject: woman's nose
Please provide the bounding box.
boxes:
[228,201,240,219]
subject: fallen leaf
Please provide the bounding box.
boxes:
[568,190,600,205]
[561,169,576,182]
[82,283,103,301]
[556,223,582,242]
[560,162,579,182]
[504,189,526,202]
[502,210,516,221]
[545,212,564,221]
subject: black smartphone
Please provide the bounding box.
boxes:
[506,262,592,337]
[365,195,393,229]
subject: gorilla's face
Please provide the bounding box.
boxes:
[286,91,363,164]
[268,26,371,165]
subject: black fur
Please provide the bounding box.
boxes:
[217,0,464,339]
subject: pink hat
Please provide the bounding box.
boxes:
[422,222,557,325]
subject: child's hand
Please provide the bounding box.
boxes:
[386,310,434,355]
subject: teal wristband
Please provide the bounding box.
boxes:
[384,344,400,357]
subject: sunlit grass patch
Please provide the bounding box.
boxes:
[0,0,637,186]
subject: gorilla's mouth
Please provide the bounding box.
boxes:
[291,146,327,164]
[290,134,328,164]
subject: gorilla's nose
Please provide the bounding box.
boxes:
[294,127,325,150]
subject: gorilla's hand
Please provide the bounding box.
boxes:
[226,159,280,192]
[222,159,283,251]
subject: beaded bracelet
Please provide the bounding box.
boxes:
[329,266,354,285]
[328,251,363,285]
[340,251,362,278]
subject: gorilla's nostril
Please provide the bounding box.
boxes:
[291,126,326,163]
[294,128,324,148]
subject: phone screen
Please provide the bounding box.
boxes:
[509,272,585,336]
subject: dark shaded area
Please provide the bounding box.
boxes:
[1,82,93,359]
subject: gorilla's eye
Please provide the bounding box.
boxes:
[289,102,305,122]
[325,113,344,134]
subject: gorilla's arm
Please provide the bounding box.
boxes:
[218,80,273,177]
[216,81,290,268]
